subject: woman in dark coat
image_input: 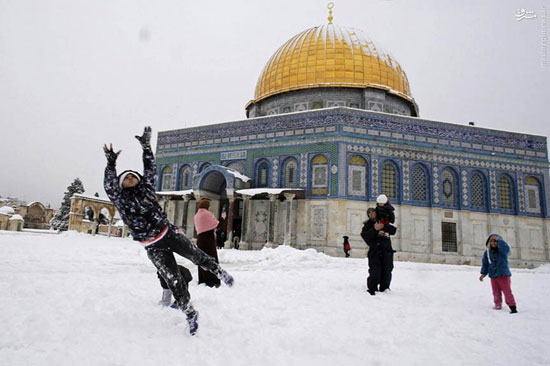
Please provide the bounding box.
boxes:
[194,199,221,287]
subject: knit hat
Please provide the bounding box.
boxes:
[376,194,388,204]
[118,170,142,188]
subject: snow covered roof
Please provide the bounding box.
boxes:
[72,193,112,204]
[9,214,23,221]
[236,188,305,199]
[226,169,251,182]
[156,189,194,197]
[0,206,15,215]
[114,220,125,227]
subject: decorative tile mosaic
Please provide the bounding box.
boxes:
[490,171,497,209]
[157,109,546,156]
[403,160,410,201]
[517,173,525,212]
[300,153,308,187]
[371,158,379,197]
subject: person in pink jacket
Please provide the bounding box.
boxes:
[194,199,222,287]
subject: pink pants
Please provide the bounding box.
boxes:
[490,276,516,307]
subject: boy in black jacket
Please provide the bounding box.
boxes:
[103,126,234,335]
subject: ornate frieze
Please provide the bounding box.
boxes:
[158,109,546,156]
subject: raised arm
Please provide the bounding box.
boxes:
[103,143,122,202]
[135,126,157,188]
[497,238,510,257]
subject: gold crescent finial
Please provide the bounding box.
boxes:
[328,2,334,24]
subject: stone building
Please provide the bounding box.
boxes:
[154,18,549,267]
[0,199,54,230]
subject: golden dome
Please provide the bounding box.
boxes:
[251,24,414,105]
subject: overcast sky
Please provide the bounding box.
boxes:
[1,0,548,208]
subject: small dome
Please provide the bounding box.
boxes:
[0,206,15,215]
[9,214,23,221]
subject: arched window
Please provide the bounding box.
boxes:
[179,166,191,190]
[283,159,298,187]
[381,161,398,200]
[311,154,328,195]
[497,175,514,211]
[348,155,367,196]
[470,172,487,210]
[525,176,542,214]
[256,161,269,188]
[441,168,458,207]
[161,166,172,191]
[411,164,429,202]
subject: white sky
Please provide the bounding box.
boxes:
[1,0,548,208]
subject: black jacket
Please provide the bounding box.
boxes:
[104,147,168,241]
[360,219,397,257]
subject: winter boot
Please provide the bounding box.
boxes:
[367,289,376,296]
[158,289,173,307]
[184,304,199,336]
[218,268,234,287]
[170,301,179,310]
[509,305,518,314]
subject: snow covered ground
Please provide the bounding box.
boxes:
[1,231,549,366]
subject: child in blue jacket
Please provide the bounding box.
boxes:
[479,234,518,313]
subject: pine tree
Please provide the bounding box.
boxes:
[50,178,85,231]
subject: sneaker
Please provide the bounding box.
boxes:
[218,269,234,287]
[186,310,199,336]
[493,304,502,310]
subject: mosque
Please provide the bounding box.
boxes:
[154,6,549,267]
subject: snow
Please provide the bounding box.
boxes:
[1,231,549,366]
[0,206,15,215]
[225,168,250,182]
[236,188,304,196]
[8,214,23,221]
[156,189,194,196]
[72,193,111,204]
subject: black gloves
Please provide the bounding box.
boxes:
[135,126,152,149]
[103,144,121,166]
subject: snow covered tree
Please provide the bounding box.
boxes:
[50,178,85,231]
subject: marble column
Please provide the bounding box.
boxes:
[239,196,251,250]
[283,193,295,246]
[181,196,190,231]
[264,194,278,248]
[225,196,235,248]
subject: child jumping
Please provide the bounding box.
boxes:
[479,233,517,314]
[103,126,234,335]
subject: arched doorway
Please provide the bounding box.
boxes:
[195,165,250,247]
